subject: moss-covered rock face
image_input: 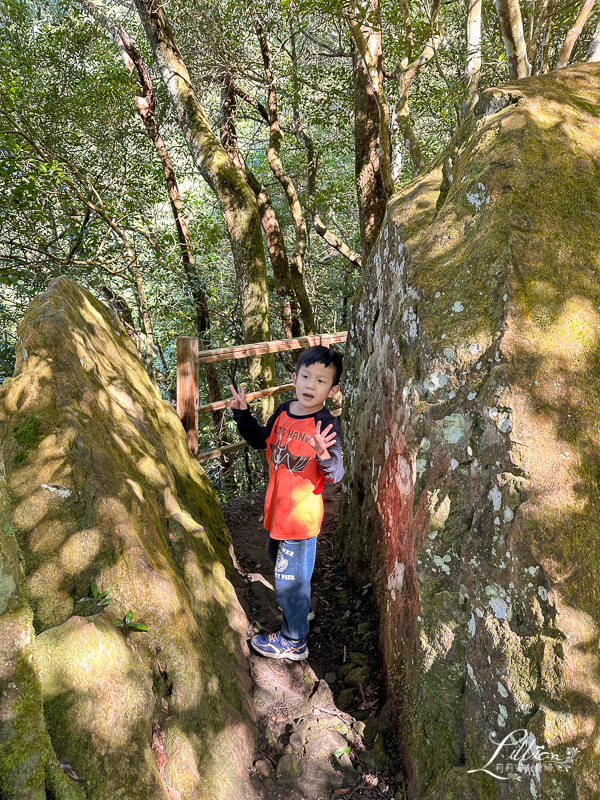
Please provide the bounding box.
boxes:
[0,276,257,799]
[339,64,600,799]
[36,615,161,800]
[0,450,49,800]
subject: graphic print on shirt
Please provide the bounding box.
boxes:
[268,440,311,474]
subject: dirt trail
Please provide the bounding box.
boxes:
[223,484,405,800]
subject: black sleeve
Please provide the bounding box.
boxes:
[315,410,344,483]
[232,402,285,450]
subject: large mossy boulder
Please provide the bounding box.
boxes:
[0,277,257,799]
[339,63,600,799]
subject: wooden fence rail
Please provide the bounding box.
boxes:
[177,332,347,461]
[196,332,347,364]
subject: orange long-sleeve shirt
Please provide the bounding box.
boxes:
[233,400,344,540]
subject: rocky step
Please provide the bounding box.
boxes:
[249,655,397,799]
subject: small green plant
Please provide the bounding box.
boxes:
[114,610,149,633]
[333,746,352,758]
[77,582,112,613]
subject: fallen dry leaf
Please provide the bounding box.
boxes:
[362,773,379,787]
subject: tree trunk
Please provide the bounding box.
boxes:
[540,0,557,71]
[288,25,362,269]
[82,1,225,430]
[98,283,138,341]
[347,0,395,199]
[220,73,301,342]
[133,0,276,413]
[302,130,362,267]
[555,0,597,68]
[588,13,600,59]
[351,44,387,266]
[396,112,426,172]
[255,21,316,336]
[526,0,548,73]
[495,0,532,78]
[0,508,83,800]
[339,65,600,800]
[251,176,302,343]
[463,0,483,114]
[130,262,157,383]
[393,26,441,168]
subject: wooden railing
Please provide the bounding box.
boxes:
[176,332,346,460]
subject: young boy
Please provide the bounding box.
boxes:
[229,345,344,661]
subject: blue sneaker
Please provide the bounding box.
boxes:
[250,631,308,660]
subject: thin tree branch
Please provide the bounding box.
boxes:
[256,18,315,334]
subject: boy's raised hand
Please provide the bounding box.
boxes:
[307,420,336,457]
[229,383,248,411]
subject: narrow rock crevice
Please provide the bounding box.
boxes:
[224,485,405,800]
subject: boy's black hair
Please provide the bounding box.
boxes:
[295,345,343,387]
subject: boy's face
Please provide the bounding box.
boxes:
[292,361,340,413]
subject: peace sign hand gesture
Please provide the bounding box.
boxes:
[307,420,336,457]
[229,383,248,411]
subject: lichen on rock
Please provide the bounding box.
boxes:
[339,63,600,799]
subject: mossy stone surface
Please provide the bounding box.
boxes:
[0,276,257,799]
[343,664,371,687]
[36,615,163,800]
[0,448,49,800]
[339,64,600,799]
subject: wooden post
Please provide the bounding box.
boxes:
[177,337,198,455]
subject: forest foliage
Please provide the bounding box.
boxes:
[1,0,598,495]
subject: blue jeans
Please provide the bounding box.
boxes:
[266,534,316,640]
